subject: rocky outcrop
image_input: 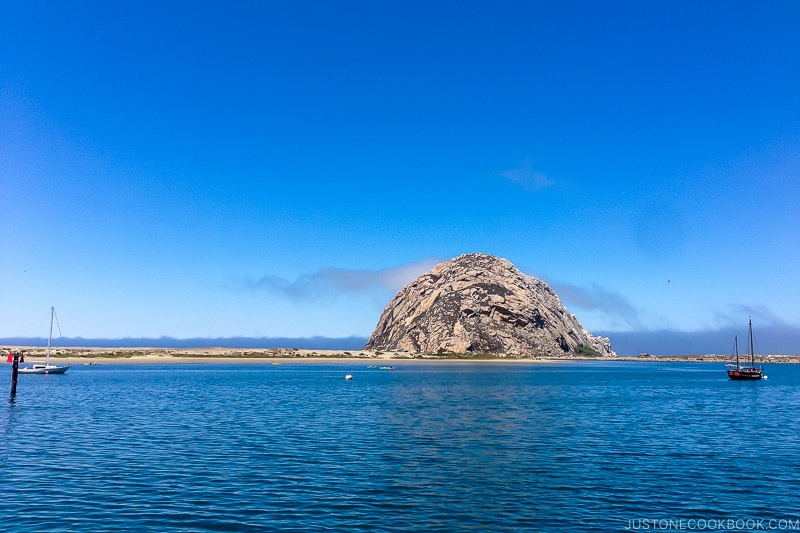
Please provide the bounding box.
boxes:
[365,253,615,357]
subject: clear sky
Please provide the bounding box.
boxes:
[2,1,799,353]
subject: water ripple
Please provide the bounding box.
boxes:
[1,362,799,531]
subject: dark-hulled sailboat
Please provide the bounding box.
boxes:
[726,319,762,380]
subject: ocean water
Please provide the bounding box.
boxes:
[1,361,799,532]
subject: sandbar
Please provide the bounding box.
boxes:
[2,346,797,364]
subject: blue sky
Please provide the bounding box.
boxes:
[1,1,799,353]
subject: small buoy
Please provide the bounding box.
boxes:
[345,374,353,380]
[763,375,768,380]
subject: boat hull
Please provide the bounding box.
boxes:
[18,365,70,375]
[727,369,762,380]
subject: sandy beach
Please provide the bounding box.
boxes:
[2,346,595,365]
[3,346,799,364]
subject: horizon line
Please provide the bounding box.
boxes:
[0,335,370,350]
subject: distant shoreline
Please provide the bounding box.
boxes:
[3,346,799,364]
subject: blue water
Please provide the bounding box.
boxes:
[1,362,799,532]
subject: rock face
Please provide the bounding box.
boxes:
[365,253,615,357]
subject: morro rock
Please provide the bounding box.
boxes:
[365,253,614,357]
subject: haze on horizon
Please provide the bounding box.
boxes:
[2,2,798,355]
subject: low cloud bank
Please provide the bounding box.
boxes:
[5,327,796,356]
[0,336,370,350]
[596,324,800,356]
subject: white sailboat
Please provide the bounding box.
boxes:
[18,307,70,375]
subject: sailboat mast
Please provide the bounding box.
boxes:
[749,318,755,369]
[734,335,739,367]
[46,306,54,366]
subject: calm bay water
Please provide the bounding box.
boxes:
[2,361,799,532]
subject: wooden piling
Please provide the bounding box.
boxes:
[10,352,19,398]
